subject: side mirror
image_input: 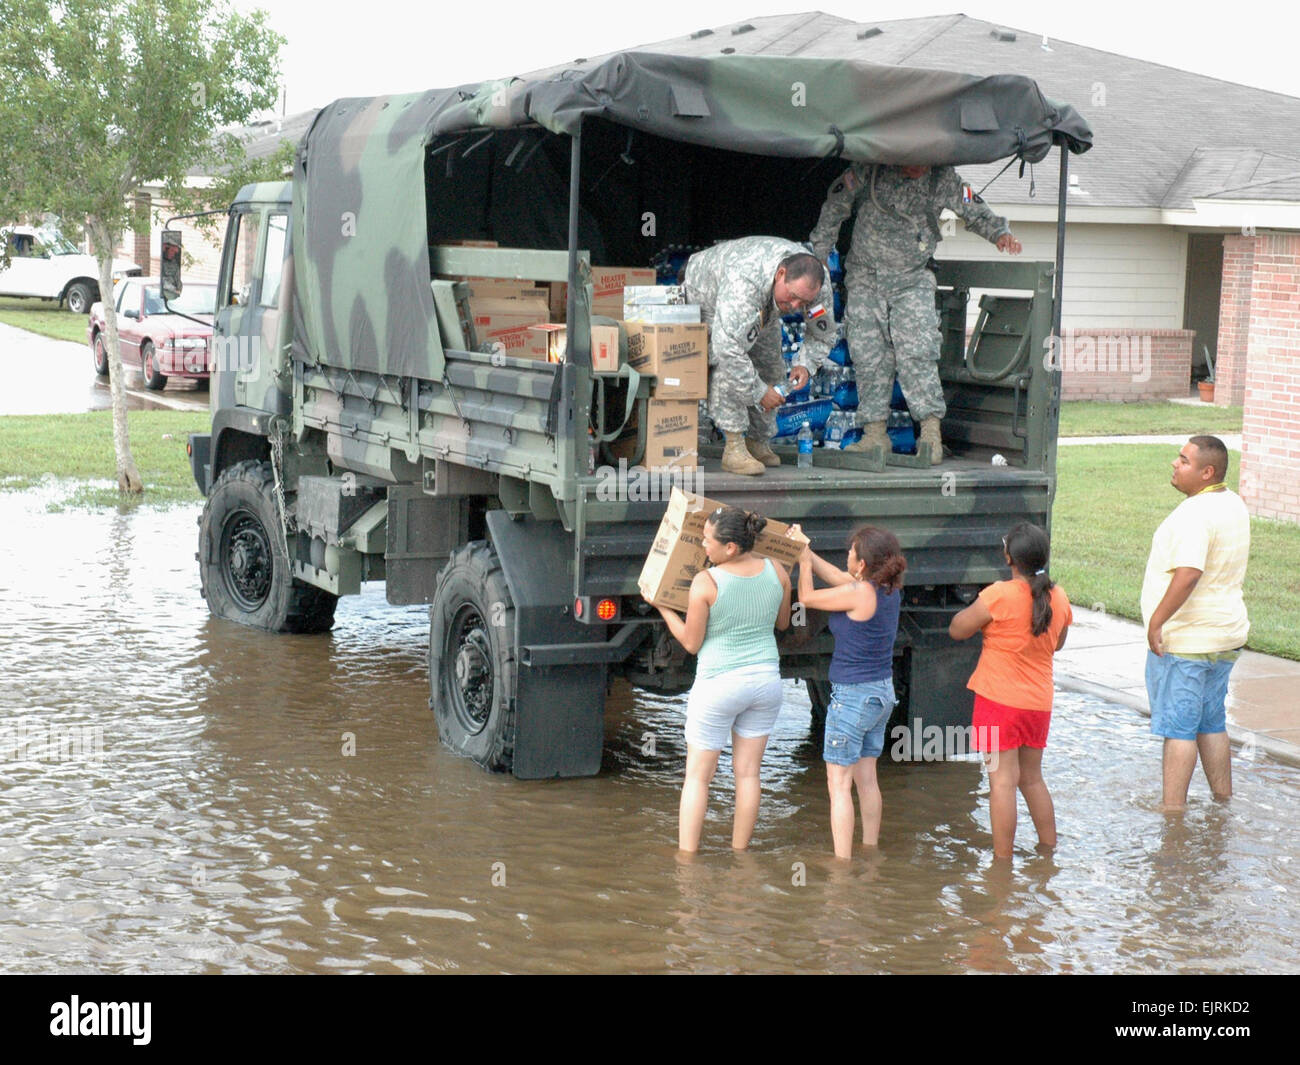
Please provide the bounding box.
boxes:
[160,230,182,301]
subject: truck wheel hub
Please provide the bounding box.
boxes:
[450,621,492,728]
[223,512,272,609]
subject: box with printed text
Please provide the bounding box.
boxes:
[638,487,808,611]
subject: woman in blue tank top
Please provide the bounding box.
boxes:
[792,525,906,858]
[649,506,792,853]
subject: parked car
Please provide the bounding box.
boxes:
[88,277,216,390]
[1,224,140,314]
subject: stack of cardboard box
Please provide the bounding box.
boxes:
[441,248,710,472]
[623,322,707,470]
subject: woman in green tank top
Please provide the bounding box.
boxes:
[648,506,792,853]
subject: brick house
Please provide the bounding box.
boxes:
[112,110,316,284]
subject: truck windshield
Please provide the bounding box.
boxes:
[35,228,80,255]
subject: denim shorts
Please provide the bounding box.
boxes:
[823,678,896,765]
[1145,650,1236,741]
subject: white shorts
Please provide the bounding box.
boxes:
[685,663,783,751]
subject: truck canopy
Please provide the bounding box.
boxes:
[290,52,1092,377]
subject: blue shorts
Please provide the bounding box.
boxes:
[1145,650,1236,741]
[823,678,896,765]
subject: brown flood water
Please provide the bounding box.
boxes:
[1,492,1297,973]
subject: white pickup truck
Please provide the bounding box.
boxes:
[0,225,141,314]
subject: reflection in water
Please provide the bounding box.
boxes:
[0,493,1298,973]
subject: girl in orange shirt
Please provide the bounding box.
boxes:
[949,522,1071,859]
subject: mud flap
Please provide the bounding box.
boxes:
[485,511,607,779]
[895,612,983,759]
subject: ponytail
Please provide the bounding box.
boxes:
[1003,522,1054,636]
[847,524,907,592]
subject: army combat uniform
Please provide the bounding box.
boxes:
[811,165,1011,427]
[683,236,835,440]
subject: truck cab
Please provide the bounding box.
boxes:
[0,223,140,314]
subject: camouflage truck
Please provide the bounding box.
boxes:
[168,53,1091,778]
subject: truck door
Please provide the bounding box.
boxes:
[1,230,44,296]
[213,207,291,416]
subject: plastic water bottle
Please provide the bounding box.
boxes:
[824,410,846,447]
[797,421,814,468]
[828,248,844,284]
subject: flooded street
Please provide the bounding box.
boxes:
[1,492,1297,974]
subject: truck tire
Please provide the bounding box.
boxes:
[141,340,167,391]
[92,331,109,376]
[429,541,516,772]
[198,459,337,634]
[65,281,95,315]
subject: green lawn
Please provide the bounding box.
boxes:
[1060,400,1242,437]
[1054,444,1298,660]
[0,411,209,507]
[0,296,92,344]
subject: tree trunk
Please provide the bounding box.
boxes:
[90,218,143,494]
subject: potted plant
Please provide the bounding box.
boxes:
[1198,344,1216,402]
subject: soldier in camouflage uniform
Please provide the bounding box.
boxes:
[811,164,1022,463]
[684,237,835,475]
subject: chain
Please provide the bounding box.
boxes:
[441,370,471,431]
[269,417,292,549]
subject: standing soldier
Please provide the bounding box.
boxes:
[684,237,835,476]
[811,164,1022,463]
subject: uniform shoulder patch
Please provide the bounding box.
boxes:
[745,321,760,346]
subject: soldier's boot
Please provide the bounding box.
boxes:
[744,436,781,467]
[919,416,944,465]
[722,433,765,475]
[845,420,890,454]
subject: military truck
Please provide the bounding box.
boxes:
[168,52,1090,778]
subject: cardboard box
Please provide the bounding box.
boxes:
[623,284,688,311]
[622,304,702,324]
[549,267,656,320]
[625,322,708,399]
[462,279,540,301]
[469,295,551,360]
[528,322,621,370]
[642,397,699,471]
[590,323,621,372]
[638,487,810,611]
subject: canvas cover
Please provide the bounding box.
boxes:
[291,52,1092,377]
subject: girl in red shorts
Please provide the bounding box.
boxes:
[949,522,1072,858]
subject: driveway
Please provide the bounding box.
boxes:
[0,321,209,416]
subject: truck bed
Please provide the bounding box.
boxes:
[574,444,1054,600]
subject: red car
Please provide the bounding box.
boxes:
[88,277,216,390]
